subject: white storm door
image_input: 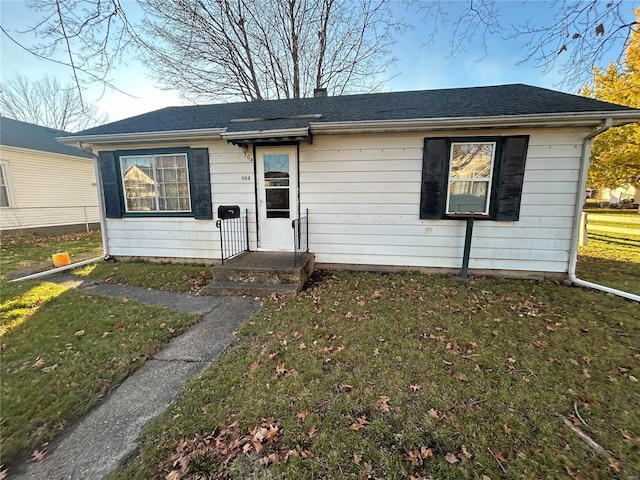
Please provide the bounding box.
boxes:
[256,147,298,250]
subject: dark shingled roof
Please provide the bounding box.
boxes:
[75,84,636,137]
[1,117,92,158]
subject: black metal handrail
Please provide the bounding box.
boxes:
[216,209,249,264]
[292,209,309,266]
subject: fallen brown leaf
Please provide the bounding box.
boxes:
[405,449,420,466]
[460,444,472,459]
[42,364,58,374]
[420,446,433,459]
[351,416,370,430]
[428,408,443,420]
[166,470,182,480]
[377,395,391,412]
[276,363,287,377]
[445,452,459,464]
[74,330,85,337]
[31,449,46,462]
[249,360,262,370]
[32,357,45,369]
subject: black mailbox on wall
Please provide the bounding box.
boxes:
[217,205,241,219]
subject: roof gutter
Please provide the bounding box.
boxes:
[567,118,640,303]
[57,128,227,146]
[310,110,640,134]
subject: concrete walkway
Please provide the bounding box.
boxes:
[12,276,262,480]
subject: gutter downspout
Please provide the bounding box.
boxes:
[9,255,106,282]
[87,143,109,260]
[568,118,640,303]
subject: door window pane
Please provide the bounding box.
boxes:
[264,155,290,187]
[263,153,290,218]
[266,188,290,218]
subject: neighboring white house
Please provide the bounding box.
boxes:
[0,117,100,234]
[59,84,640,277]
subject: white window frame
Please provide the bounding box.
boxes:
[445,141,496,215]
[0,161,15,208]
[119,153,192,214]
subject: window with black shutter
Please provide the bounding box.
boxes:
[98,147,212,219]
[420,136,529,221]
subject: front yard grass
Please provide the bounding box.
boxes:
[79,261,212,294]
[110,271,640,480]
[577,229,640,296]
[0,279,200,471]
[0,230,103,278]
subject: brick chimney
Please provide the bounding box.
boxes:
[313,88,327,97]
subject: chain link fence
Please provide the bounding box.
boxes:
[1,205,100,234]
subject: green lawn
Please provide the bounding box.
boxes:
[577,209,640,296]
[2,227,638,480]
[0,230,103,278]
[0,233,202,472]
[107,271,639,480]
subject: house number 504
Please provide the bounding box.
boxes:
[241,175,251,181]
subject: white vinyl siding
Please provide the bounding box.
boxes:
[299,129,584,274]
[104,141,255,259]
[100,128,586,275]
[0,147,99,230]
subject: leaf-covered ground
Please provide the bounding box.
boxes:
[111,271,640,480]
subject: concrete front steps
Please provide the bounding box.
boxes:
[203,251,314,296]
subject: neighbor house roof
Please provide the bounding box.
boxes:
[61,84,640,145]
[1,117,92,158]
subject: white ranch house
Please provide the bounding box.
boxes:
[60,84,640,278]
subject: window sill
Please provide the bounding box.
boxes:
[444,213,492,220]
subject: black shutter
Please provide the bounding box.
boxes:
[493,136,529,221]
[98,151,123,218]
[190,148,212,220]
[420,138,448,219]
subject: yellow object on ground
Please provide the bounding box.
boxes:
[52,252,71,267]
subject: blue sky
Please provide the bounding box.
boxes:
[1,1,637,124]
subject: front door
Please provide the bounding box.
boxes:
[256,146,298,250]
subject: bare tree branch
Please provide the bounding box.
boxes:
[415,0,639,89]
[137,0,403,101]
[0,74,108,131]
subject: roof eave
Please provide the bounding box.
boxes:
[310,111,640,134]
[220,127,311,145]
[56,128,227,146]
